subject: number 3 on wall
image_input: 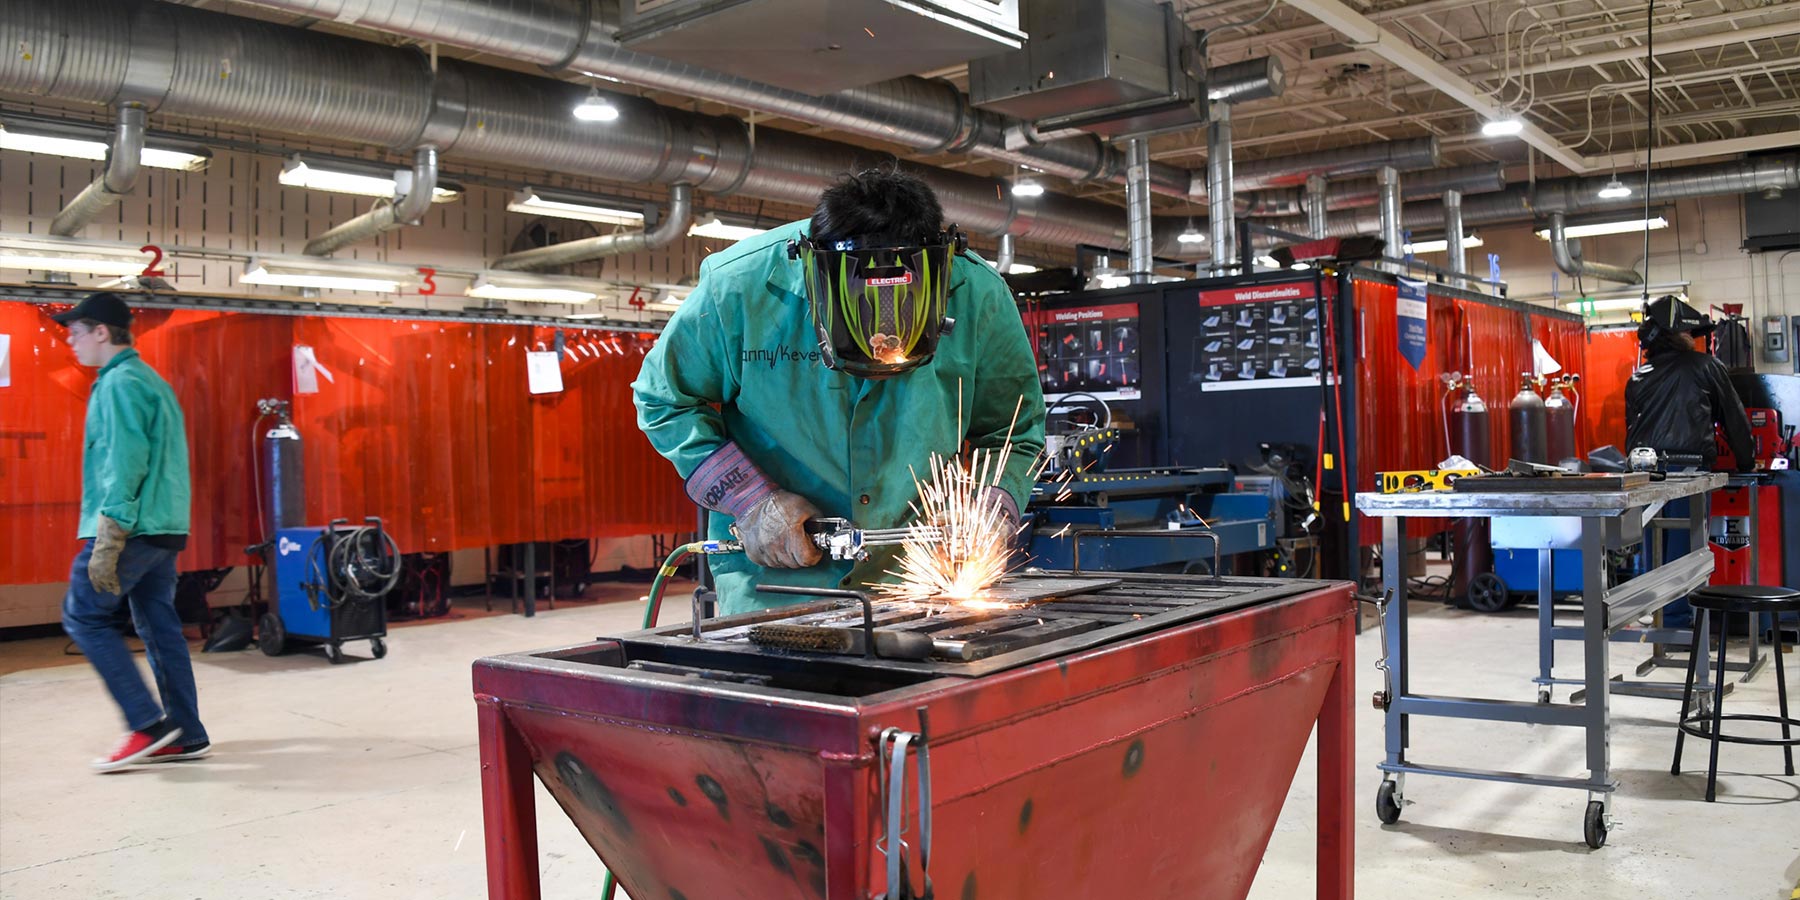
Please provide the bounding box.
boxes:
[139,245,166,278]
[418,267,438,296]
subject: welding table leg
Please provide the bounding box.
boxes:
[1535,548,1555,701]
[1379,515,1410,794]
[1579,518,1616,835]
[478,699,541,900]
[1317,601,1356,900]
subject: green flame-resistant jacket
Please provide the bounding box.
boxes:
[632,219,1046,615]
[78,348,192,540]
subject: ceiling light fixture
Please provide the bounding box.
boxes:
[466,272,605,304]
[1006,263,1040,274]
[1011,177,1045,198]
[1535,216,1669,240]
[1403,234,1486,254]
[507,187,647,226]
[0,119,212,171]
[278,156,461,203]
[1481,117,1524,137]
[240,256,423,293]
[1597,177,1633,200]
[572,86,620,122]
[1176,222,1205,245]
[0,235,158,276]
[689,216,767,242]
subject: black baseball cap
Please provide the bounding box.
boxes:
[51,292,133,329]
[1643,294,1713,336]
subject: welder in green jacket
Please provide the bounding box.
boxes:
[633,168,1046,615]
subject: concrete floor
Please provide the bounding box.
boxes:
[1,590,1796,899]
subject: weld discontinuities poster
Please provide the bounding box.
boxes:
[1023,302,1141,401]
[1193,281,1322,391]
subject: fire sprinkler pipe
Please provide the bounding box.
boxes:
[1126,138,1153,285]
[304,147,440,256]
[1547,212,1643,285]
[50,105,146,236]
[1444,189,1466,276]
[493,183,694,271]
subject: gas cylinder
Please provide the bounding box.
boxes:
[260,399,304,534]
[1508,375,1549,465]
[1446,376,1494,604]
[1544,375,1579,469]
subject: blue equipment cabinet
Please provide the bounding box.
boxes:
[262,520,394,664]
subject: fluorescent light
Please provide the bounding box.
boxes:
[467,272,605,304]
[650,291,687,312]
[1562,296,1653,312]
[1404,235,1486,254]
[1597,178,1632,200]
[573,88,620,122]
[1255,255,1281,268]
[1536,216,1669,240]
[1290,262,1312,270]
[241,256,423,293]
[0,122,210,171]
[1176,226,1205,245]
[1096,275,1130,289]
[0,235,156,275]
[567,312,617,320]
[507,187,645,226]
[689,217,767,242]
[1481,118,1524,137]
[1011,178,1045,198]
[1006,263,1040,274]
[279,156,460,203]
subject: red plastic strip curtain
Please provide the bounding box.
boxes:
[1579,326,1642,453]
[1,301,689,585]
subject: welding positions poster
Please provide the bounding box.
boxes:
[1023,302,1141,401]
[1193,281,1322,391]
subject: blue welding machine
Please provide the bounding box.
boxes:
[262,519,397,664]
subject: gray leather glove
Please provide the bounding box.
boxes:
[736,490,824,569]
[88,515,128,595]
[984,486,1024,547]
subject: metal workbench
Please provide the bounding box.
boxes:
[1356,473,1727,849]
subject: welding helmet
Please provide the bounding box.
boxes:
[787,225,966,379]
[1640,295,1714,340]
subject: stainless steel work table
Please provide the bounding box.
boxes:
[1355,473,1726,849]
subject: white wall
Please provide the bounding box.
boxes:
[1457,194,1800,374]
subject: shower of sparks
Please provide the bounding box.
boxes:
[873,391,1038,608]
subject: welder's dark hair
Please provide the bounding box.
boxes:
[810,165,944,244]
[1637,320,1691,356]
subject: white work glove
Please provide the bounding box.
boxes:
[736,490,825,569]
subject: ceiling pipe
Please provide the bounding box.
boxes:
[1377,167,1403,272]
[1548,212,1642,285]
[1207,103,1237,274]
[493,183,693,271]
[304,147,439,256]
[1303,175,1329,239]
[995,233,1015,274]
[1215,136,1440,194]
[49,104,144,236]
[1125,138,1153,285]
[1443,189,1466,276]
[1239,162,1505,217]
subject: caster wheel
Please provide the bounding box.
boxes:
[1537,688,1552,705]
[370,637,387,659]
[1375,780,1403,825]
[258,613,286,657]
[1583,800,1608,849]
[1466,572,1515,613]
[325,642,345,665]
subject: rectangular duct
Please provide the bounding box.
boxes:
[615,0,1024,96]
[969,0,1211,138]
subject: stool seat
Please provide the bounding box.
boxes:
[1689,584,1800,614]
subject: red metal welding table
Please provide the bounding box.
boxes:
[473,573,1356,899]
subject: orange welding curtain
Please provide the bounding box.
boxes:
[0,301,689,585]
[1580,326,1641,453]
[1348,279,1589,546]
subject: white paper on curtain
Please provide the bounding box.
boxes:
[0,334,11,388]
[292,344,335,395]
[1530,339,1563,377]
[526,349,564,394]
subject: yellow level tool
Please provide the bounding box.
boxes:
[1375,468,1481,494]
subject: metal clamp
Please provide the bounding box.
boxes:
[876,708,934,900]
[1368,589,1394,709]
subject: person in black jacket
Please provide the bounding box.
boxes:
[1624,295,1754,472]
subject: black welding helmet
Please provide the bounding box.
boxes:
[787,225,966,378]
[1641,294,1715,343]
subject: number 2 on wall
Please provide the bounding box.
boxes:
[139,245,166,278]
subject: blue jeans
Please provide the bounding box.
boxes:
[62,539,210,745]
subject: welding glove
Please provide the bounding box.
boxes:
[88,515,129,596]
[984,486,1024,548]
[737,490,826,569]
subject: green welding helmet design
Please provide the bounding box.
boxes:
[787,226,967,378]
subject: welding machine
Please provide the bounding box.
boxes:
[261,518,400,664]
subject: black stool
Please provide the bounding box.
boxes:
[1671,584,1799,802]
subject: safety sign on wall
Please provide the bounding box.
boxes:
[1193,281,1322,391]
[1022,302,1142,402]
[1396,277,1428,371]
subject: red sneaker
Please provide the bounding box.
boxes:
[91,722,182,773]
[146,742,211,763]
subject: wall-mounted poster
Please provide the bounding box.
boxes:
[1194,281,1323,391]
[1023,302,1142,401]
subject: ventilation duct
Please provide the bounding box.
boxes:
[1377,167,1403,269]
[1443,189,1466,276]
[1126,138,1153,283]
[304,147,439,256]
[1238,163,1505,217]
[494,184,694,271]
[1547,212,1643,285]
[1207,103,1236,274]
[1222,137,1440,193]
[49,104,143,236]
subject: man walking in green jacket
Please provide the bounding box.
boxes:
[633,168,1046,615]
[56,292,211,771]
